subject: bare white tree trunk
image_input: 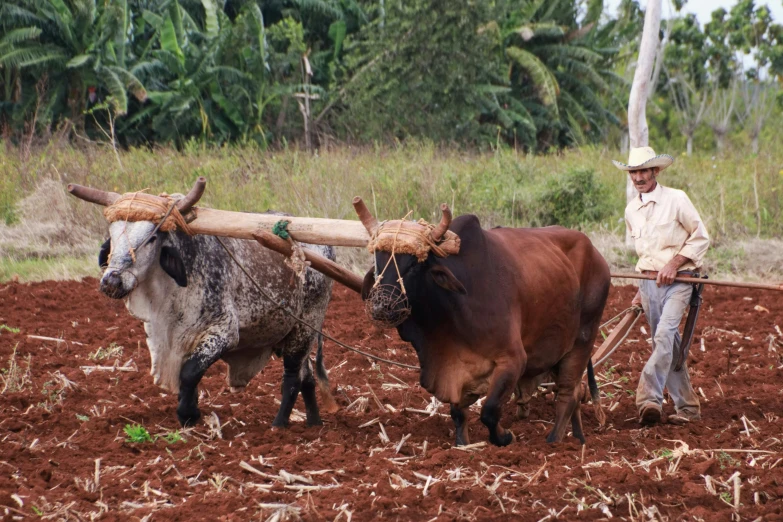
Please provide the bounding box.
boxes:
[627,0,661,150]
[625,0,661,245]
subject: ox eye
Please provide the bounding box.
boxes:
[148,235,157,243]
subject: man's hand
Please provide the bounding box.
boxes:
[631,290,642,308]
[656,254,690,287]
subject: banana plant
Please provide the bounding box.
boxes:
[488,0,623,150]
[0,0,146,131]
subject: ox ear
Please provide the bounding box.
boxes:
[160,246,187,287]
[361,268,375,300]
[429,265,467,295]
[98,238,111,269]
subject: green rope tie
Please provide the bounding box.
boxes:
[272,219,291,240]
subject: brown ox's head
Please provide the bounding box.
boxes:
[354,197,465,328]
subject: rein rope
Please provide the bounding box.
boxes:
[215,237,420,371]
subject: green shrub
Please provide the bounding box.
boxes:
[532,168,612,229]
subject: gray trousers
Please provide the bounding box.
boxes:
[635,280,700,417]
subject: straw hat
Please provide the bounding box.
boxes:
[612,146,673,172]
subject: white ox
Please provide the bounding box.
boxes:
[71,179,337,427]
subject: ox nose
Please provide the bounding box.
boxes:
[372,303,386,319]
[100,271,123,294]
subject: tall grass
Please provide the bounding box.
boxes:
[0,141,781,281]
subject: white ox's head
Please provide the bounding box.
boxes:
[99,220,187,299]
[66,177,206,300]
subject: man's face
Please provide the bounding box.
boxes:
[629,167,658,194]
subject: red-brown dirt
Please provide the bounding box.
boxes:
[1,279,782,521]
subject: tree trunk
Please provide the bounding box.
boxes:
[627,0,661,150]
[686,134,693,156]
[751,134,759,154]
[715,132,725,153]
[625,0,661,246]
[275,96,289,142]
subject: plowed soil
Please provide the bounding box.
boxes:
[1,279,782,521]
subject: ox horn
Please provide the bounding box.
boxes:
[430,203,452,242]
[353,196,379,235]
[67,184,121,207]
[175,176,207,214]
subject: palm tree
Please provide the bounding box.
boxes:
[485,0,624,150]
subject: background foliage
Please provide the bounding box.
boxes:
[3,0,782,153]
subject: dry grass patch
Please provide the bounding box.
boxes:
[0,344,32,393]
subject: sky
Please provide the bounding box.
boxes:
[604,0,783,26]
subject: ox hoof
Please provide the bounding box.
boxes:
[306,417,324,427]
[177,408,201,427]
[516,404,530,420]
[454,434,470,447]
[490,431,514,447]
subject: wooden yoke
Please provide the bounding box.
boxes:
[68,178,372,247]
[189,208,371,246]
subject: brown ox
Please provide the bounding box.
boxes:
[356,200,609,446]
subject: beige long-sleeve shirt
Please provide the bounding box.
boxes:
[624,183,710,272]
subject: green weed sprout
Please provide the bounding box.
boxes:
[124,424,153,443]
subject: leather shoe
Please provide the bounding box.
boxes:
[640,405,662,426]
[668,412,700,425]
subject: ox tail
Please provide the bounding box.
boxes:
[315,334,339,414]
[587,360,607,428]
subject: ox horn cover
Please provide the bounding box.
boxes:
[364,284,411,328]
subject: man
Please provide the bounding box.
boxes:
[612,146,710,426]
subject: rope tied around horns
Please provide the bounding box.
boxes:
[366,218,451,262]
[104,191,195,235]
[103,191,195,264]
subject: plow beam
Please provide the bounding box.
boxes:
[252,231,364,293]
